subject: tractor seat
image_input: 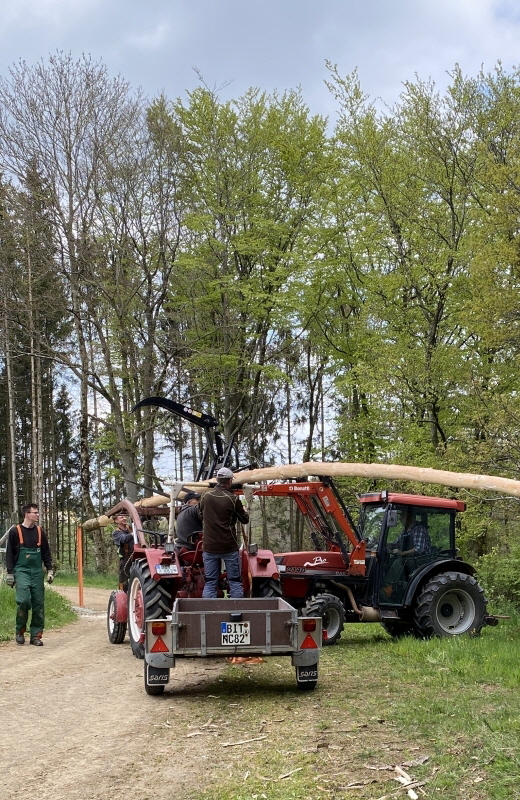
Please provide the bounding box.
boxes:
[175,536,204,567]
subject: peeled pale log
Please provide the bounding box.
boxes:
[226,461,520,498]
[134,493,170,509]
[81,461,520,526]
[82,514,112,533]
[124,462,520,501]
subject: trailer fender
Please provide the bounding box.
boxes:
[292,649,321,667]
[403,559,476,608]
[292,615,322,665]
[145,618,175,669]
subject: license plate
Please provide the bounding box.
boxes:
[156,564,178,575]
[221,621,251,645]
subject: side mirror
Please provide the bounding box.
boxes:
[387,510,398,528]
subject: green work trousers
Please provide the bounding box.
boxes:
[13,546,45,637]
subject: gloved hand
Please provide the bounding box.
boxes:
[47,570,54,584]
[5,573,15,588]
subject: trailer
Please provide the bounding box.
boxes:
[144,596,322,695]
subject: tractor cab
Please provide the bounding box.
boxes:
[358,492,465,607]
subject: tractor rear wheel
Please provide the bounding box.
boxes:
[303,593,345,646]
[414,571,487,638]
[128,560,173,659]
[107,590,127,644]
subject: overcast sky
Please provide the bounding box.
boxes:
[1,0,520,121]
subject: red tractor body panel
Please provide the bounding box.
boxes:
[359,492,466,511]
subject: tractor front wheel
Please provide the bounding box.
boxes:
[107,590,127,644]
[128,560,173,659]
[414,571,487,638]
[303,593,345,645]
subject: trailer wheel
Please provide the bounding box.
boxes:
[414,571,487,638]
[107,590,127,644]
[128,560,173,659]
[303,593,345,646]
[144,682,165,695]
[297,679,317,691]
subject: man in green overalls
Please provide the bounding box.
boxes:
[5,503,54,646]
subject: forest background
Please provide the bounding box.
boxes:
[0,53,519,603]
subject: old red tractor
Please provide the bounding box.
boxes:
[106,398,285,659]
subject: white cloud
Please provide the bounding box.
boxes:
[124,22,172,52]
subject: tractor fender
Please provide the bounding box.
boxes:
[402,559,476,609]
[113,589,128,623]
[243,548,280,581]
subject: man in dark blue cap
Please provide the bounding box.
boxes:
[175,491,202,552]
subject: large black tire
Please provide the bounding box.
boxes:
[380,620,417,639]
[127,560,173,659]
[414,571,487,638]
[107,590,127,644]
[303,593,345,646]
[253,578,283,598]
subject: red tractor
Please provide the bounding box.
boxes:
[255,479,498,642]
[106,495,282,658]
[106,398,283,658]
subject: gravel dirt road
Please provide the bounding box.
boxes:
[0,586,224,800]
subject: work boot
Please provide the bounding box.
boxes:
[30,636,44,646]
[15,633,25,645]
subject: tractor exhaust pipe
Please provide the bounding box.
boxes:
[331,581,381,622]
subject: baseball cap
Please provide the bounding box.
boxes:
[183,491,200,503]
[216,467,234,479]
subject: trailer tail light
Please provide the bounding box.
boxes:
[152,622,167,636]
[302,619,317,632]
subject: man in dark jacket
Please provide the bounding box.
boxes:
[112,512,134,592]
[5,502,54,646]
[175,492,202,552]
[199,467,249,598]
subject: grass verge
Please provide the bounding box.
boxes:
[153,616,520,800]
[0,580,76,642]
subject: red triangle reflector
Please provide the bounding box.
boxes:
[301,633,318,649]
[150,636,169,653]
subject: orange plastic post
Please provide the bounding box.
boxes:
[77,526,84,608]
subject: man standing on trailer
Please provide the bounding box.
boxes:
[200,467,249,598]
[5,503,54,646]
